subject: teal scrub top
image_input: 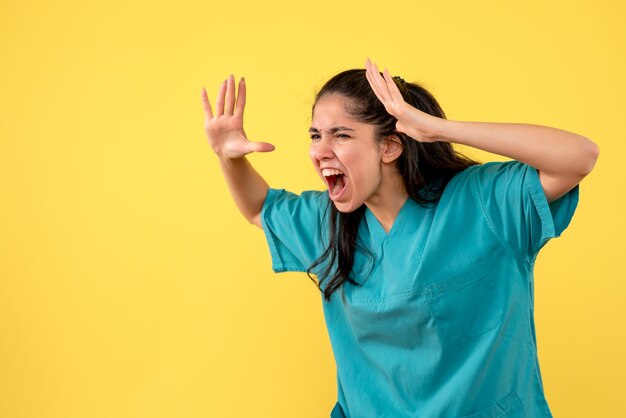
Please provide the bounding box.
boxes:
[260,160,579,418]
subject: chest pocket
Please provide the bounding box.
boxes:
[424,262,503,345]
[458,391,523,418]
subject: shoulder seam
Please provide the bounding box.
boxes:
[469,163,531,266]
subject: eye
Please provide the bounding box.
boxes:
[336,133,351,139]
[309,133,321,141]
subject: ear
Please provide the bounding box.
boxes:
[381,134,404,164]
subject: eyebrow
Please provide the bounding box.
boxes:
[308,126,356,134]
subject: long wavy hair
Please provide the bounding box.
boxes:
[307,69,481,302]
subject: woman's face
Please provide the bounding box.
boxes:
[309,93,386,213]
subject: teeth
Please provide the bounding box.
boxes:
[322,168,344,177]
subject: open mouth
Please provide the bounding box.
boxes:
[322,168,347,199]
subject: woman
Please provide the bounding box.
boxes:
[201,59,599,417]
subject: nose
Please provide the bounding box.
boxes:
[311,137,334,161]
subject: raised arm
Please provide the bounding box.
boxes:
[201,75,275,228]
[364,59,600,203]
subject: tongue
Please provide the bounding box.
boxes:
[331,175,345,196]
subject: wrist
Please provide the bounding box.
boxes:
[430,117,454,143]
[217,153,246,166]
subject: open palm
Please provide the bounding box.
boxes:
[364,59,441,143]
[202,75,274,159]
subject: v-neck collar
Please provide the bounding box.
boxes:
[364,196,414,243]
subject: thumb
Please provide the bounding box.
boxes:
[247,141,275,153]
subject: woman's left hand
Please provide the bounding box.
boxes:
[365,58,443,143]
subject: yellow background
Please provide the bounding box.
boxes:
[1,0,624,416]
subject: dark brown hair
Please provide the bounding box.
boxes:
[307,69,481,302]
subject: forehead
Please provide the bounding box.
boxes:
[312,94,364,128]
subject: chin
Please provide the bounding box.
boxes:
[331,199,362,214]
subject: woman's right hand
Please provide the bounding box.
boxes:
[201,74,275,159]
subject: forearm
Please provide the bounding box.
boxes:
[433,119,599,176]
[218,156,269,228]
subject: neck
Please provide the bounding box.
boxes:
[365,170,408,233]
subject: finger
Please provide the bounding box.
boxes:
[369,61,388,96]
[224,74,235,116]
[383,68,405,103]
[366,64,384,96]
[235,77,246,118]
[201,87,213,119]
[369,61,391,103]
[365,59,382,96]
[365,65,386,104]
[215,80,226,117]
[374,63,393,99]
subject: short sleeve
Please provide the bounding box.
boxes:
[260,188,329,273]
[469,160,579,264]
